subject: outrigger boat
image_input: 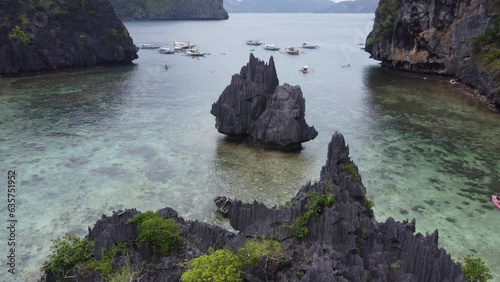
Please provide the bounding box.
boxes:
[158,47,175,54]
[263,44,280,51]
[246,40,262,45]
[173,41,195,51]
[284,47,300,55]
[138,43,160,49]
[301,42,319,49]
[185,48,206,57]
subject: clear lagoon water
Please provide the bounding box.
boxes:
[0,13,499,281]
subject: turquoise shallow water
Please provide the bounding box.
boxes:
[0,13,499,281]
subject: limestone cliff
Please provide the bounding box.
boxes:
[109,0,229,20]
[365,0,500,111]
[41,132,465,281]
[211,54,318,150]
[0,0,138,76]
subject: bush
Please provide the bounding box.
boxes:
[345,164,361,183]
[364,197,375,208]
[237,238,282,266]
[181,248,242,282]
[471,12,500,73]
[81,244,127,280]
[460,254,493,282]
[42,234,94,278]
[9,25,31,45]
[375,0,398,35]
[290,193,335,238]
[366,37,375,47]
[130,211,183,255]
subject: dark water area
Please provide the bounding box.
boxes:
[0,14,499,280]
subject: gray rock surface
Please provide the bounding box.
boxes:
[365,0,500,111]
[43,132,465,282]
[211,54,318,150]
[109,0,229,20]
[0,0,138,76]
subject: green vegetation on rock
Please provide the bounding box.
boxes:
[81,244,128,280]
[345,164,361,183]
[42,234,94,278]
[374,0,398,35]
[289,193,335,238]
[130,211,184,255]
[181,238,282,282]
[460,254,493,282]
[472,7,500,74]
[9,25,30,45]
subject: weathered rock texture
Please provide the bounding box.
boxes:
[0,0,138,76]
[365,0,500,111]
[109,0,229,20]
[43,132,465,282]
[211,54,318,150]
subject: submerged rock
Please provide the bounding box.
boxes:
[0,0,138,76]
[42,132,464,282]
[211,54,318,150]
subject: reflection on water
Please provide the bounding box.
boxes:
[212,138,312,206]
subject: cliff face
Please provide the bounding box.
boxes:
[365,0,500,111]
[109,0,229,20]
[211,54,318,150]
[42,132,465,282]
[0,0,138,76]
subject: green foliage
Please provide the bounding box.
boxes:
[9,25,31,45]
[79,34,87,39]
[81,0,88,10]
[181,248,242,282]
[18,13,29,25]
[81,244,127,280]
[121,28,129,38]
[375,0,398,35]
[390,262,401,270]
[105,28,119,39]
[289,193,335,238]
[130,211,183,255]
[471,11,500,73]
[237,238,282,266]
[109,263,136,282]
[364,197,375,208]
[42,234,94,277]
[345,164,361,183]
[366,37,375,47]
[460,254,493,282]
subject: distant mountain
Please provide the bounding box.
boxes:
[109,0,228,20]
[223,0,333,13]
[323,0,377,13]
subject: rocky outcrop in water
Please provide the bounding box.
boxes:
[0,0,138,76]
[365,0,500,111]
[210,54,318,150]
[42,132,464,282]
[109,0,229,20]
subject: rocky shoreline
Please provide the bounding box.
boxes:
[365,0,500,112]
[41,132,464,282]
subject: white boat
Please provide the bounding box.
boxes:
[246,40,262,45]
[158,47,175,54]
[164,62,168,69]
[299,66,309,73]
[185,48,206,57]
[173,41,195,51]
[284,47,300,55]
[301,42,319,49]
[138,43,160,49]
[263,44,280,51]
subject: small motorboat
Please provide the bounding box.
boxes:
[301,42,319,49]
[159,47,175,54]
[299,66,309,73]
[263,44,280,51]
[173,41,195,51]
[185,48,206,57]
[341,63,351,68]
[493,195,500,209]
[138,43,160,49]
[246,40,262,45]
[164,62,168,69]
[285,47,300,55]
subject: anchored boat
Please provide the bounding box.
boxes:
[301,42,319,49]
[285,47,300,55]
[246,40,262,45]
[263,44,280,51]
